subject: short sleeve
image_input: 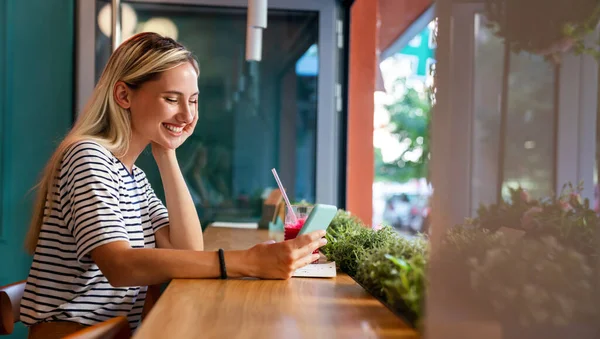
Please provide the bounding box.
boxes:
[145,180,170,234]
[61,142,130,263]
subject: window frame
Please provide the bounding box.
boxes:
[75,0,344,207]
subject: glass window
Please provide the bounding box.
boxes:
[472,13,504,212]
[472,13,557,213]
[373,20,435,236]
[502,50,556,200]
[95,1,319,224]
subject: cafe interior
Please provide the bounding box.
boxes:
[2,0,600,338]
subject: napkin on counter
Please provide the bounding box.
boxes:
[292,261,336,278]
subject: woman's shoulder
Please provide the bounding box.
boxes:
[62,139,116,166]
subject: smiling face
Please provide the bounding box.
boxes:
[117,61,199,150]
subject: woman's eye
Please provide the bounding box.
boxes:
[166,98,178,103]
[190,100,198,104]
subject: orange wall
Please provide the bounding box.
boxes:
[378,0,432,52]
[346,0,378,224]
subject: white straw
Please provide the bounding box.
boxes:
[271,168,298,224]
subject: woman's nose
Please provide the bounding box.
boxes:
[176,104,195,124]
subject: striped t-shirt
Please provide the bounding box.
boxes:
[20,140,170,330]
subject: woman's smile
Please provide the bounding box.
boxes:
[162,122,185,136]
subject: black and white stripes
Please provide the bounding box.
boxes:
[20,141,169,330]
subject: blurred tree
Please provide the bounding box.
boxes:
[375,78,431,183]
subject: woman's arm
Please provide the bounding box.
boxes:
[91,231,326,287]
[152,149,204,250]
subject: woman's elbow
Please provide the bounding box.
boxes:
[103,265,135,287]
[91,244,138,287]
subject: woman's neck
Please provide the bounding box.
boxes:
[118,132,148,172]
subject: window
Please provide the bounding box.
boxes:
[471,13,557,212]
[94,0,322,224]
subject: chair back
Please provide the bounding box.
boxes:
[0,280,26,335]
[63,316,131,339]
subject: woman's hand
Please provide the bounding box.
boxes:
[245,230,327,279]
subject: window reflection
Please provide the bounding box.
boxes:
[472,13,503,213]
[95,1,319,224]
[472,13,556,213]
[503,50,556,200]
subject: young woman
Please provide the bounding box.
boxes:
[20,32,326,337]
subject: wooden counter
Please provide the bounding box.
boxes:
[134,227,417,339]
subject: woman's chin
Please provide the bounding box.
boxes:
[153,129,189,150]
[151,138,177,151]
[160,136,184,150]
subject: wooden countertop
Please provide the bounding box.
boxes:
[134,227,418,339]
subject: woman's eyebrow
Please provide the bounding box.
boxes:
[161,90,199,96]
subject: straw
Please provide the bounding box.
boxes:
[271,168,298,224]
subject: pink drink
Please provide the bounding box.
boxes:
[284,218,306,240]
[284,210,318,263]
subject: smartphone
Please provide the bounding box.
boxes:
[298,204,338,236]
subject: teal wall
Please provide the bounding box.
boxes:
[0,1,74,337]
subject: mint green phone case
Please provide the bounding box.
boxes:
[298,204,338,235]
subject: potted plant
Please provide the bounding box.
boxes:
[482,0,600,63]
[322,183,599,336]
[322,210,427,328]
[431,184,599,338]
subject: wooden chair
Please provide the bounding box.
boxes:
[63,316,130,339]
[141,284,162,320]
[0,280,26,335]
[46,283,162,338]
[1,280,160,338]
[53,283,162,339]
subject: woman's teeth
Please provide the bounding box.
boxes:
[163,124,183,133]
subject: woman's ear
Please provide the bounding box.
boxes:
[114,81,132,109]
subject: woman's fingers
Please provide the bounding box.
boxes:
[261,240,277,245]
[251,231,326,279]
[292,252,321,270]
[292,236,327,259]
[291,230,326,249]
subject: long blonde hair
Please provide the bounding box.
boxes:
[24,32,199,254]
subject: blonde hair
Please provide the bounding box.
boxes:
[24,32,199,254]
